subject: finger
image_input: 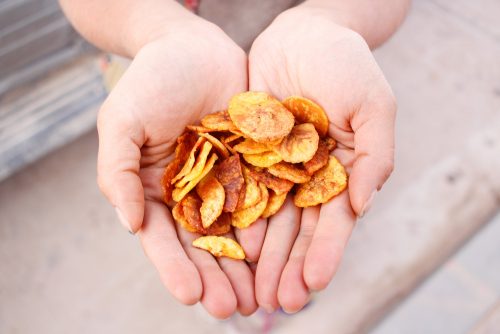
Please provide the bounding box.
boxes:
[277,206,319,313]
[303,191,356,291]
[138,201,202,305]
[255,197,300,313]
[177,227,237,319]
[217,232,258,316]
[234,218,267,262]
[97,100,145,233]
[349,97,396,216]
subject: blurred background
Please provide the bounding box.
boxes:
[1,0,499,333]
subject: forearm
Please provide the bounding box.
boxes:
[59,0,199,57]
[300,0,411,48]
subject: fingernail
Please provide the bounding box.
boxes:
[359,190,377,218]
[262,304,275,314]
[115,207,133,233]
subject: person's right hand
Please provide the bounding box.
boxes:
[96,19,258,318]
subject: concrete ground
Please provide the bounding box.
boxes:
[1,0,499,333]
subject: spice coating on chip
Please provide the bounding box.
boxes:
[215,155,245,212]
[294,155,347,207]
[272,123,319,163]
[228,92,294,143]
[282,96,329,137]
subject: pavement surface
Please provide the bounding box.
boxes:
[1,0,499,333]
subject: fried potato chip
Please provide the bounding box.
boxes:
[282,96,329,137]
[294,155,347,207]
[201,110,237,132]
[171,136,206,185]
[161,131,198,203]
[261,190,288,218]
[175,141,213,188]
[196,172,225,228]
[243,151,282,168]
[303,140,329,175]
[192,236,245,259]
[267,162,311,183]
[186,125,213,133]
[272,123,319,163]
[215,155,245,212]
[247,167,294,195]
[234,138,271,154]
[172,153,218,202]
[205,212,232,235]
[228,92,294,143]
[324,136,337,151]
[236,166,262,210]
[232,183,269,229]
[172,200,198,233]
[223,133,242,144]
[199,132,229,158]
[180,192,204,231]
[176,193,231,235]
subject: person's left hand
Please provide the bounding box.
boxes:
[247,6,396,313]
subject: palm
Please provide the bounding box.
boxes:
[248,10,395,312]
[97,27,257,318]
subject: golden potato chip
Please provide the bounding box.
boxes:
[171,136,205,185]
[186,125,213,133]
[236,166,262,210]
[175,141,213,188]
[172,153,218,202]
[324,136,337,151]
[294,155,347,207]
[215,155,245,212]
[272,123,319,163]
[228,92,294,143]
[267,162,311,183]
[261,190,288,218]
[282,96,329,137]
[223,133,242,144]
[234,138,271,155]
[201,110,237,132]
[172,200,198,233]
[243,151,282,168]
[161,131,198,203]
[247,167,294,195]
[303,140,329,175]
[196,172,225,228]
[232,183,269,229]
[205,212,232,235]
[199,132,229,158]
[192,236,245,260]
[177,193,231,235]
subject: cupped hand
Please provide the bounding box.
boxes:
[248,7,396,313]
[96,20,257,318]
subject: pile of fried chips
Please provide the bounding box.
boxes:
[161,92,347,259]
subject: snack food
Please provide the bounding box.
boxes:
[192,236,245,260]
[161,92,348,259]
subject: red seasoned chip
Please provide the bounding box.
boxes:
[303,139,329,175]
[215,155,245,212]
[247,167,294,195]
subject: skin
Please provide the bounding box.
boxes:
[59,0,410,318]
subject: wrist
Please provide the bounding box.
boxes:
[121,1,208,57]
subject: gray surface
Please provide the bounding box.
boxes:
[373,214,500,334]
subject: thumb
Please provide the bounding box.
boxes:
[348,97,396,217]
[97,104,145,233]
